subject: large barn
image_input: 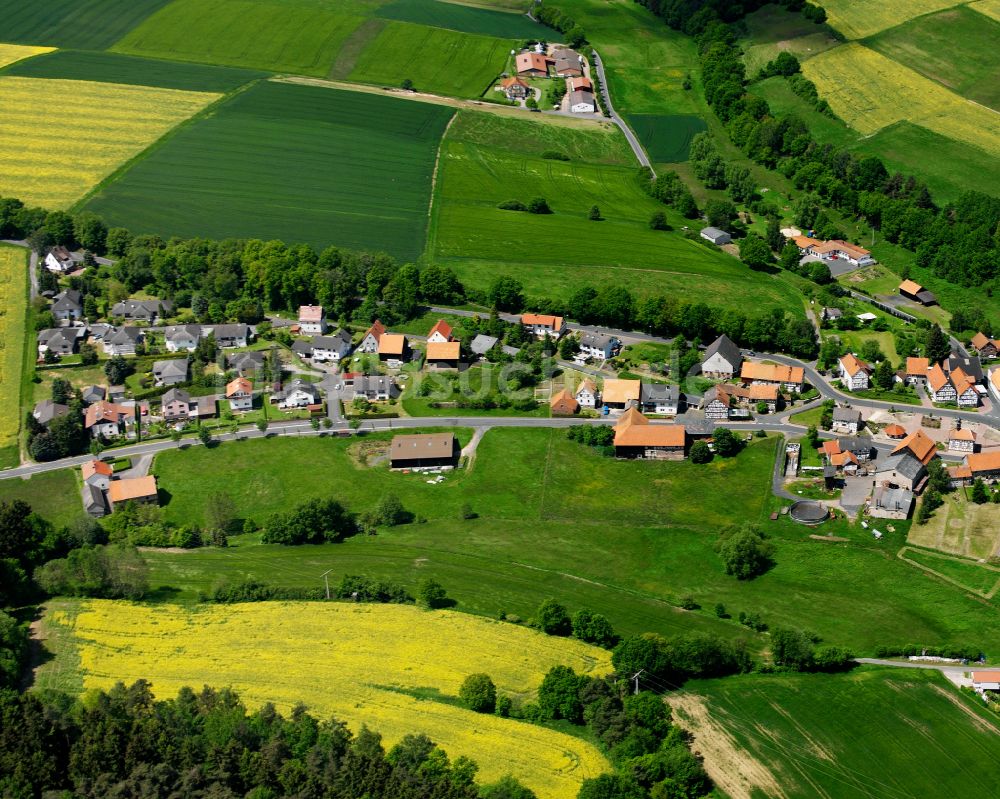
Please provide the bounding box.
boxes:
[389,433,458,469]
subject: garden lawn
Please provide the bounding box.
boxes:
[670,668,1000,799]
[0,247,28,467]
[0,470,82,529]
[0,77,219,209]
[4,49,265,92]
[0,0,170,49]
[113,0,364,76]
[83,81,452,260]
[347,21,514,98]
[374,0,553,38]
[39,600,611,799]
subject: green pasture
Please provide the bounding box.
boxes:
[83,81,452,260]
[675,669,1000,798]
[374,0,553,38]
[902,547,1000,596]
[0,0,170,49]
[865,6,1000,111]
[626,114,707,163]
[749,76,857,148]
[739,4,841,76]
[113,0,364,76]
[348,21,513,97]
[0,470,83,529]
[3,49,264,92]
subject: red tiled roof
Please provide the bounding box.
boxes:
[427,319,453,340]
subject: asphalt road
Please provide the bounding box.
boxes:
[855,658,972,687]
[591,51,653,173]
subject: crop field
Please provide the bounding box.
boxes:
[83,81,451,259]
[626,114,707,163]
[0,248,27,468]
[0,76,218,209]
[820,0,966,39]
[348,22,512,97]
[41,600,611,799]
[907,491,1000,560]
[865,6,1000,110]
[972,0,1000,22]
[670,668,1000,799]
[802,43,1000,159]
[113,0,364,76]
[4,49,265,92]
[0,44,54,70]
[0,0,170,49]
[374,0,551,37]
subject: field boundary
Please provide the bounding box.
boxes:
[898,545,1000,599]
[425,111,458,254]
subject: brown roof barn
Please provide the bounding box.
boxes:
[550,389,579,416]
[390,433,458,469]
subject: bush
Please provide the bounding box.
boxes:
[417,577,449,609]
[459,673,497,713]
[716,523,774,580]
[537,598,572,635]
[526,197,551,214]
[648,210,669,230]
[34,544,149,600]
[337,575,413,604]
[541,150,570,161]
[689,440,712,463]
[498,199,527,211]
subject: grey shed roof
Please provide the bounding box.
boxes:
[314,330,352,348]
[33,399,69,425]
[568,89,594,107]
[640,383,680,402]
[878,452,926,481]
[837,436,872,455]
[832,407,861,422]
[701,227,729,239]
[948,354,983,383]
[82,483,107,515]
[703,334,741,367]
[152,358,189,379]
[291,339,313,355]
[470,334,499,355]
[81,385,106,404]
[874,485,914,511]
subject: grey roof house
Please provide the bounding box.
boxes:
[164,324,201,353]
[578,332,621,361]
[81,385,106,405]
[152,358,189,387]
[228,350,266,374]
[33,399,69,426]
[470,334,499,357]
[51,289,83,321]
[353,375,399,401]
[831,407,863,434]
[38,328,84,357]
[111,298,172,323]
[701,334,742,379]
[207,324,250,348]
[640,383,683,415]
[103,326,143,356]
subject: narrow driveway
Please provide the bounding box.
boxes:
[591,51,653,173]
[855,658,972,688]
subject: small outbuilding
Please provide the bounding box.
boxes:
[700,227,731,245]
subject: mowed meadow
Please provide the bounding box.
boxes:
[40,600,612,799]
[0,76,218,208]
[83,81,453,259]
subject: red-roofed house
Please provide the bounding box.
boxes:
[971,332,999,359]
[521,313,564,339]
[500,76,530,100]
[298,305,327,335]
[516,52,551,77]
[359,320,386,353]
[838,354,871,391]
[427,320,453,344]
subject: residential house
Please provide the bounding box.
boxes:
[740,361,805,393]
[521,313,564,339]
[971,332,999,359]
[515,51,551,77]
[613,407,686,460]
[700,227,731,245]
[601,379,641,410]
[500,76,530,100]
[82,459,113,491]
[550,389,579,416]
[898,279,937,306]
[640,383,683,415]
[948,427,976,454]
[892,428,937,466]
[578,332,620,361]
[991,368,1000,403]
[298,305,327,335]
[950,366,979,408]
[470,334,499,359]
[873,452,927,491]
[947,353,984,384]
[353,375,398,402]
[84,401,134,439]
[32,399,69,427]
[108,476,158,510]
[102,327,142,356]
[837,437,874,462]
[389,432,458,469]
[838,353,871,391]
[553,49,584,76]
[226,377,253,412]
[427,320,453,344]
[378,333,409,367]
[111,298,172,324]
[228,350,265,375]
[831,407,863,435]
[576,378,598,408]
[926,363,955,403]
[160,388,215,422]
[426,340,461,369]
[809,239,875,266]
[51,289,83,323]
[702,386,733,420]
[152,358,189,387]
[972,672,1000,696]
[703,383,777,416]
[359,320,386,353]
[964,451,1000,483]
[37,327,84,358]
[44,246,77,274]
[870,486,914,520]
[821,440,859,475]
[164,324,201,353]
[568,89,595,113]
[272,379,322,410]
[208,323,250,348]
[821,307,843,322]
[701,334,742,379]
[291,339,313,360]
[568,76,592,92]
[904,357,929,385]
[312,330,353,362]
[80,385,105,405]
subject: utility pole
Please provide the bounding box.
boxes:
[631,669,644,695]
[321,569,333,600]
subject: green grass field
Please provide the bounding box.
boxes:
[901,547,1000,596]
[671,668,1000,799]
[0,470,82,529]
[865,6,1000,111]
[348,21,513,97]
[2,49,264,92]
[83,81,452,260]
[374,0,552,37]
[0,0,170,49]
[113,0,364,76]
[626,114,707,163]
[739,4,842,76]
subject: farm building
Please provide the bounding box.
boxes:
[108,476,158,511]
[378,334,409,367]
[613,407,686,460]
[553,49,584,76]
[701,334,742,379]
[892,429,937,465]
[427,320,453,343]
[568,90,595,113]
[791,236,874,266]
[700,227,731,245]
[298,305,327,335]
[964,451,1000,483]
[515,52,551,77]
[389,432,458,469]
[869,486,913,520]
[904,357,929,385]
[740,361,805,393]
[550,390,579,416]
[898,279,937,306]
[873,453,926,492]
[971,332,999,359]
[947,353,984,384]
[500,76,530,100]
[972,671,1000,696]
[601,379,641,410]
[425,341,461,369]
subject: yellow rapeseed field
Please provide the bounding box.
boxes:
[969,0,1000,23]
[820,0,966,39]
[0,247,27,459]
[67,601,613,799]
[802,43,1000,158]
[0,44,55,69]
[0,77,219,209]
